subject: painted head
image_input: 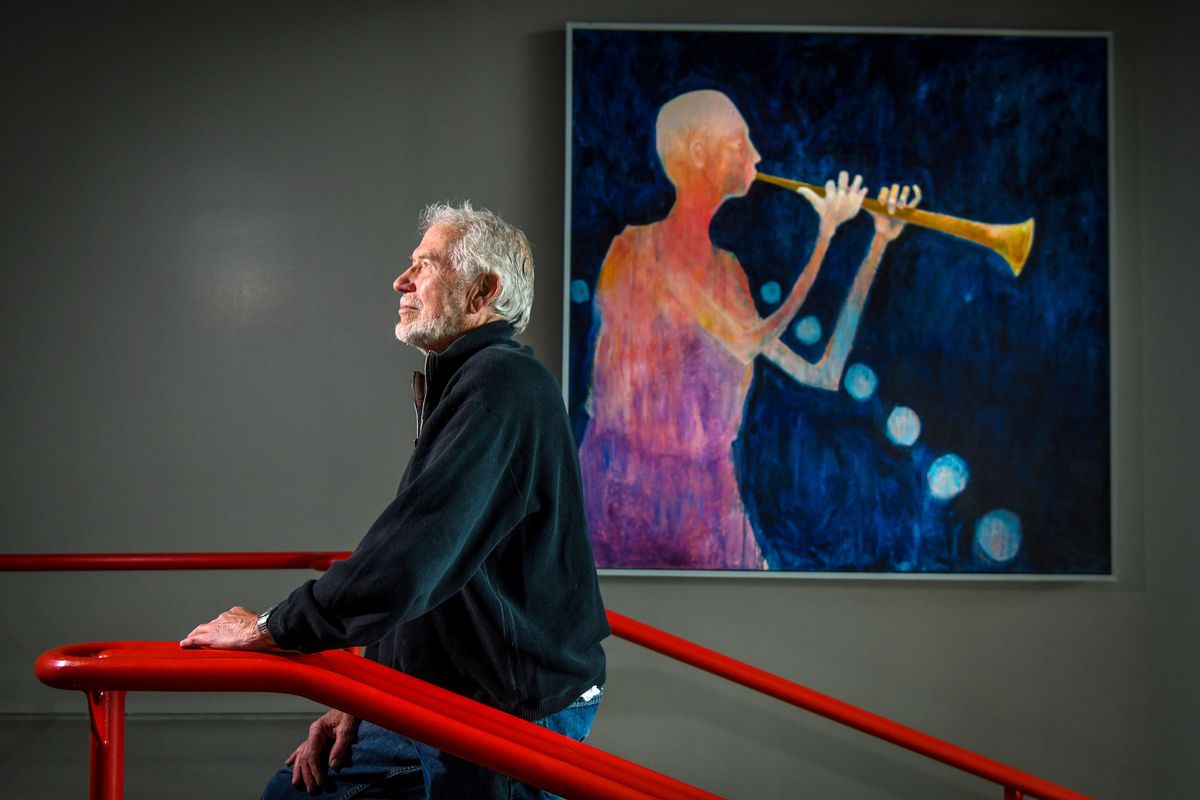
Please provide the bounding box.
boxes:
[655,90,761,201]
[394,201,534,353]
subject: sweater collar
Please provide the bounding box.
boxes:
[428,320,515,367]
[419,319,516,392]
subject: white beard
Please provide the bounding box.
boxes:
[394,306,469,353]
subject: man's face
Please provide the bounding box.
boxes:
[393,223,470,353]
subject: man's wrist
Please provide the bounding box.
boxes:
[256,606,277,644]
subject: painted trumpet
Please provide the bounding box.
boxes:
[755,172,1035,277]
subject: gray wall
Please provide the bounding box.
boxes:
[2,1,1195,797]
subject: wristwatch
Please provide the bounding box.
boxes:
[256,606,276,637]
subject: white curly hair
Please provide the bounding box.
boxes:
[419,201,535,333]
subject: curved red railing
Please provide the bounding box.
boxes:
[5,552,1091,800]
[38,641,716,800]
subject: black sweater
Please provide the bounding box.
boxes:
[269,321,609,720]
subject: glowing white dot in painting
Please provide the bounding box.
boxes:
[886,406,921,447]
[760,281,781,304]
[927,454,969,500]
[570,279,590,303]
[794,315,822,345]
[975,510,1022,563]
[844,363,878,402]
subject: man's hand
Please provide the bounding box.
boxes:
[797,171,868,239]
[869,183,922,242]
[285,709,360,793]
[180,606,274,650]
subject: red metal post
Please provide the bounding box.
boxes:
[86,689,125,800]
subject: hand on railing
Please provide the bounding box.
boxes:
[180,606,275,650]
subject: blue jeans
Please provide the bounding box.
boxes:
[261,688,602,799]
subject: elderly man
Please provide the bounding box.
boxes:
[183,202,609,799]
[578,89,918,570]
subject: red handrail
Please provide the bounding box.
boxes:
[38,642,717,800]
[6,552,1091,800]
[0,552,350,571]
[606,611,1087,800]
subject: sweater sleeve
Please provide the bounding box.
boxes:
[269,366,532,652]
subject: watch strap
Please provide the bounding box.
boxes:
[256,606,276,636]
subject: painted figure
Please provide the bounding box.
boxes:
[579,90,919,569]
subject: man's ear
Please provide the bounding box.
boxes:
[687,138,708,169]
[468,273,502,314]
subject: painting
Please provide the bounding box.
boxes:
[564,24,1111,576]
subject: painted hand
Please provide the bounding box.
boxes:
[870,183,922,242]
[797,171,868,239]
[180,605,274,650]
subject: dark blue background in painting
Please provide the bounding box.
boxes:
[567,28,1110,574]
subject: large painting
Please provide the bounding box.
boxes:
[565,24,1111,576]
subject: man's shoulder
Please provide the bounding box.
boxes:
[457,340,562,411]
[455,346,568,445]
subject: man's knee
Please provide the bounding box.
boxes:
[260,766,305,800]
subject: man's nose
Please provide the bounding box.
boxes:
[394,268,414,293]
